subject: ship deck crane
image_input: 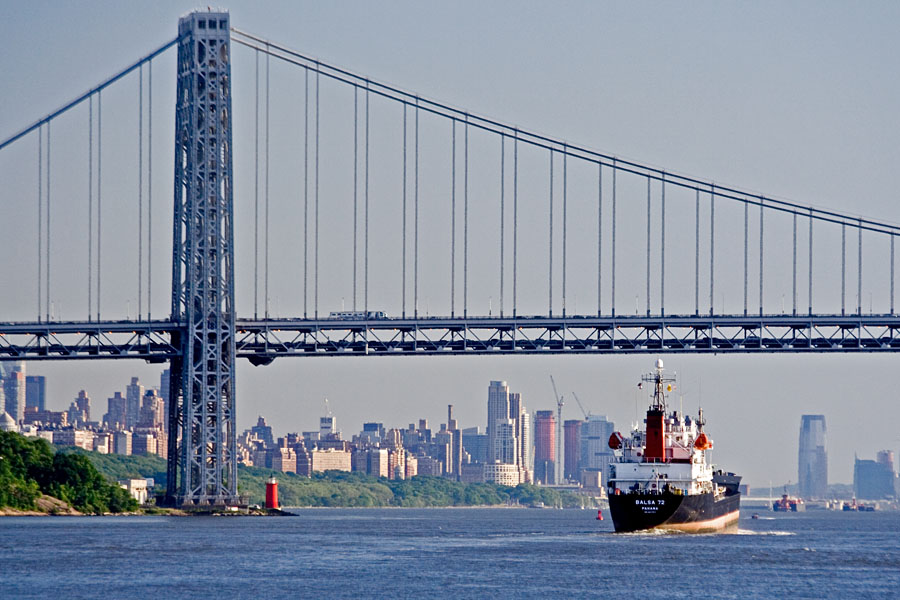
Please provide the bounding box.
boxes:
[550,375,564,485]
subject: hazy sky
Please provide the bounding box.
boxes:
[2,1,899,489]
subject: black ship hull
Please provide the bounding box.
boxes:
[608,491,740,533]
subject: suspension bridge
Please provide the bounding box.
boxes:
[1,11,898,506]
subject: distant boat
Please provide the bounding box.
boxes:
[773,492,806,512]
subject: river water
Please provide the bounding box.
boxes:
[1,509,898,598]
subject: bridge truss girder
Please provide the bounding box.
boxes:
[235,315,900,358]
[4,315,900,362]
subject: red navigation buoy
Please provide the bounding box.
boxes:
[596,509,604,521]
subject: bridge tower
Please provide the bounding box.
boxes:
[166,11,237,505]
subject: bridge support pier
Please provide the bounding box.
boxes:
[166,11,237,506]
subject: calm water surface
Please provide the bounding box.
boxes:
[1,509,898,598]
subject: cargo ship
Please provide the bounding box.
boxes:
[606,360,741,533]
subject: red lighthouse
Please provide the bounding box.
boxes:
[265,476,279,509]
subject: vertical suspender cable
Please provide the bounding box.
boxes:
[562,148,567,317]
[808,208,813,315]
[646,177,651,316]
[414,101,419,318]
[265,48,270,318]
[364,85,369,312]
[315,66,320,318]
[694,188,699,316]
[451,121,456,316]
[891,235,895,315]
[148,60,152,320]
[88,95,94,321]
[402,105,407,317]
[743,200,748,315]
[792,213,797,315]
[857,220,862,315]
[598,164,602,316]
[97,91,102,321]
[353,87,358,310]
[611,163,617,317]
[254,49,259,319]
[710,185,715,316]
[548,150,553,317]
[759,198,764,316]
[513,132,518,318]
[792,213,797,316]
[46,121,50,321]
[303,68,309,317]
[660,173,665,316]
[841,222,846,316]
[463,116,468,318]
[138,64,143,320]
[37,124,42,322]
[500,135,505,317]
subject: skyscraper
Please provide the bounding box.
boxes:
[139,389,165,429]
[798,415,827,499]
[125,377,145,430]
[160,368,170,429]
[563,419,582,481]
[534,410,556,484]
[3,366,26,424]
[25,375,46,411]
[68,390,91,426]
[580,415,615,482]
[487,381,509,462]
[104,392,128,429]
[493,419,518,465]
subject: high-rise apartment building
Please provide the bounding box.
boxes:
[580,415,614,480]
[493,419,518,465]
[487,381,509,462]
[160,368,170,428]
[251,416,275,448]
[798,415,827,499]
[67,390,91,426]
[3,366,26,424]
[563,419,582,480]
[104,392,128,429]
[75,390,91,423]
[25,375,46,411]
[320,415,338,439]
[125,377,145,430]
[854,455,896,500]
[139,389,165,429]
[461,426,488,464]
[534,410,556,484]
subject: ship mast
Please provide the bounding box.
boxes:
[640,359,676,462]
[641,358,675,411]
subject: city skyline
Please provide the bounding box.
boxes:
[6,362,899,491]
[2,2,900,490]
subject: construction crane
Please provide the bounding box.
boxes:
[571,392,590,419]
[550,375,564,485]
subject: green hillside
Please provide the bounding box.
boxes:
[48,446,590,508]
[0,431,137,514]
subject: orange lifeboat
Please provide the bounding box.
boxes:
[693,432,712,451]
[608,431,624,450]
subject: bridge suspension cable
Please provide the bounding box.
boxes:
[229,28,900,238]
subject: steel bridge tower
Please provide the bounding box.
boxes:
[166,11,237,506]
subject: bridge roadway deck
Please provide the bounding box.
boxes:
[2,314,900,361]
